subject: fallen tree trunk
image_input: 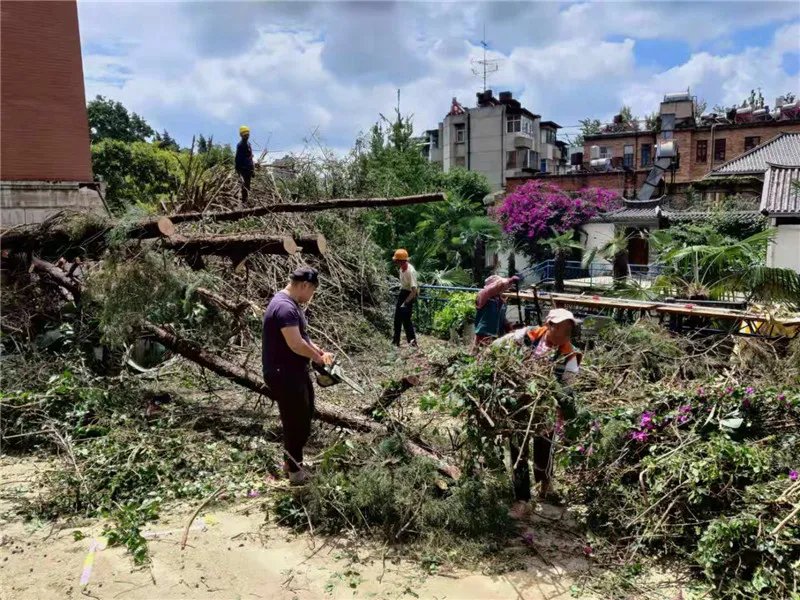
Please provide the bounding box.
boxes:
[143,322,458,477]
[162,234,298,268]
[293,234,327,257]
[26,257,460,479]
[1,214,175,255]
[144,193,446,227]
[364,375,420,421]
[31,257,81,303]
[195,287,250,315]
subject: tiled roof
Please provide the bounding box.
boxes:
[710,132,800,175]
[590,207,760,223]
[760,163,800,215]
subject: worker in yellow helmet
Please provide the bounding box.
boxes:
[236,125,255,204]
[392,249,418,348]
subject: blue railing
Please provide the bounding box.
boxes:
[524,260,664,288]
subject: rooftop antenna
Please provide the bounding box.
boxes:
[471,25,499,92]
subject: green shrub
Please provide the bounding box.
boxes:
[432,292,476,338]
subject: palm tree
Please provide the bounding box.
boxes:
[582,230,631,289]
[652,228,800,305]
[543,229,584,292]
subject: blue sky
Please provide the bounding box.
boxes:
[77,1,800,155]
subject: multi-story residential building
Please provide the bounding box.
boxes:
[424,91,544,191]
[580,92,800,185]
[539,121,568,175]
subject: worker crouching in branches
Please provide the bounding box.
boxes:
[473,274,519,349]
[496,308,582,502]
[262,267,334,485]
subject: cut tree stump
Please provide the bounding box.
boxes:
[293,234,327,256]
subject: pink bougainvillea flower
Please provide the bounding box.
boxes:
[697,387,705,397]
[583,544,594,556]
[679,405,692,414]
[777,392,786,402]
[790,469,799,482]
[742,398,751,409]
[577,445,586,454]
[631,430,649,442]
[639,411,655,430]
[725,386,734,395]
[745,387,755,395]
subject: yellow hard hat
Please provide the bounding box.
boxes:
[393,248,409,261]
[239,125,250,135]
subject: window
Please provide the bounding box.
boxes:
[506,115,521,133]
[714,138,726,162]
[507,149,534,169]
[454,124,465,143]
[744,136,760,151]
[641,144,652,167]
[540,159,548,173]
[506,151,517,169]
[599,146,610,159]
[522,117,534,135]
[541,128,556,144]
[430,131,439,149]
[696,140,707,163]
[623,145,634,168]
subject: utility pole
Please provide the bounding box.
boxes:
[471,25,499,92]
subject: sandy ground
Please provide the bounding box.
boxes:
[0,455,598,600]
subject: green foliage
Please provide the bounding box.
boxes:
[273,437,513,555]
[433,292,477,338]
[87,95,154,144]
[103,499,160,565]
[84,251,192,345]
[91,139,181,212]
[564,383,800,598]
[153,129,180,152]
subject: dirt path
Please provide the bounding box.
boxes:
[0,456,595,600]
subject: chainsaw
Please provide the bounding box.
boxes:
[312,360,364,395]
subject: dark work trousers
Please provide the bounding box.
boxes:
[265,369,315,472]
[238,169,253,204]
[510,428,554,501]
[393,290,416,346]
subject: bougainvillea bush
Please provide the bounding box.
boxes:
[495,180,621,241]
[562,383,800,598]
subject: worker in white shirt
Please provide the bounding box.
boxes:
[392,248,418,347]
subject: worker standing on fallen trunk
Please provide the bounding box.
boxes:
[392,249,418,348]
[262,267,333,485]
[236,125,255,204]
[474,274,519,348]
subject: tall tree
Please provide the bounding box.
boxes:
[154,129,180,152]
[87,95,154,143]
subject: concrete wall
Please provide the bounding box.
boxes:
[580,222,615,264]
[1,182,104,228]
[768,221,800,272]
[469,106,504,190]
[1,0,92,182]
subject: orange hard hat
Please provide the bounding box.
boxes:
[392,248,409,261]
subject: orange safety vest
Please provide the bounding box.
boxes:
[526,326,583,366]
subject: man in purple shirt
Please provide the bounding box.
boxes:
[262,266,333,484]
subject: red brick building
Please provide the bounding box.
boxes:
[1,0,101,226]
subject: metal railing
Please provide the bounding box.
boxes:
[525,260,664,288]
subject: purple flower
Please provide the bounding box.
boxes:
[777,393,786,402]
[742,398,751,409]
[790,470,799,482]
[679,405,692,414]
[521,532,534,546]
[745,387,755,396]
[639,411,655,430]
[577,445,586,454]
[697,387,705,397]
[591,420,601,432]
[677,415,689,425]
[247,490,261,498]
[725,386,734,395]
[631,431,649,442]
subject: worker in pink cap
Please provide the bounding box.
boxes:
[499,308,582,503]
[473,274,519,348]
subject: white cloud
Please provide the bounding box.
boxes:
[76,1,800,155]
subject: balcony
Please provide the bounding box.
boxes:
[514,135,534,149]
